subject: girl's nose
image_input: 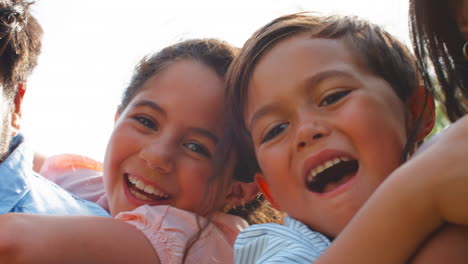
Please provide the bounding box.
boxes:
[295,118,331,151]
[139,139,174,174]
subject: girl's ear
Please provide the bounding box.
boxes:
[407,84,435,141]
[224,180,259,208]
[255,173,281,210]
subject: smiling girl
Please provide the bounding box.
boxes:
[0,39,276,263]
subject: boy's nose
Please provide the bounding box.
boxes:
[138,140,174,174]
[295,119,331,150]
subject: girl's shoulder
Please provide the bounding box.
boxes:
[39,153,107,209]
[116,205,247,263]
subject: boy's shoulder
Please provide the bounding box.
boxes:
[234,216,331,264]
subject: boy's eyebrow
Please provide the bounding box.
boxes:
[248,103,281,131]
[248,70,355,130]
[133,100,166,117]
[188,127,219,143]
[300,70,355,92]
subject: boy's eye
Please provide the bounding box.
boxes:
[319,90,351,107]
[184,142,212,158]
[262,123,289,143]
[134,116,157,130]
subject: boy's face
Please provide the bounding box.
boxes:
[245,35,409,237]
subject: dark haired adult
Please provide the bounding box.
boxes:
[0,0,108,216]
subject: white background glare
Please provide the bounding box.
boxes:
[23,0,409,161]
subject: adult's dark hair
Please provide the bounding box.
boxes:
[410,0,468,122]
[0,0,42,98]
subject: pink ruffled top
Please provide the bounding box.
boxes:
[41,154,248,263]
[117,205,248,263]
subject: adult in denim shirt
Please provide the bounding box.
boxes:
[0,0,109,217]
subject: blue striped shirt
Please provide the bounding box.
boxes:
[235,216,330,263]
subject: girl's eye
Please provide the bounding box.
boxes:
[184,142,212,158]
[319,90,351,106]
[133,116,157,130]
[262,123,289,143]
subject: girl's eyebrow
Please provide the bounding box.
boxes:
[248,70,355,130]
[133,100,166,117]
[132,99,218,143]
[188,127,219,143]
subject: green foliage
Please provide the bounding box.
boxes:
[429,101,450,137]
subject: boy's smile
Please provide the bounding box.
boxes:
[303,150,358,195]
[245,34,409,237]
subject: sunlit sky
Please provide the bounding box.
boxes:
[22,0,409,161]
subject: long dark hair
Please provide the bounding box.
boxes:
[410,0,468,122]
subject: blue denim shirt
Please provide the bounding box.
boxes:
[0,134,110,216]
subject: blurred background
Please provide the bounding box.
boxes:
[23,0,409,161]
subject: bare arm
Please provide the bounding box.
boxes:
[314,115,468,263]
[409,224,468,264]
[0,213,160,264]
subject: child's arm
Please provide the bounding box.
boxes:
[314,115,468,263]
[0,213,160,264]
[409,224,468,263]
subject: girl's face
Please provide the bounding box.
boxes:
[245,35,409,237]
[104,59,225,216]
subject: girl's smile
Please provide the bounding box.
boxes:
[104,59,225,216]
[124,172,170,202]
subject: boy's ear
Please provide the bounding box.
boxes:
[255,173,281,211]
[11,83,26,133]
[224,180,260,208]
[407,84,435,141]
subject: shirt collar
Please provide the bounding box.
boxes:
[0,134,33,213]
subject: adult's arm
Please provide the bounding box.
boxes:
[0,213,160,264]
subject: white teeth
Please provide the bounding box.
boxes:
[307,156,352,180]
[316,164,326,174]
[127,174,169,199]
[130,188,152,201]
[136,180,145,190]
[144,185,155,195]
